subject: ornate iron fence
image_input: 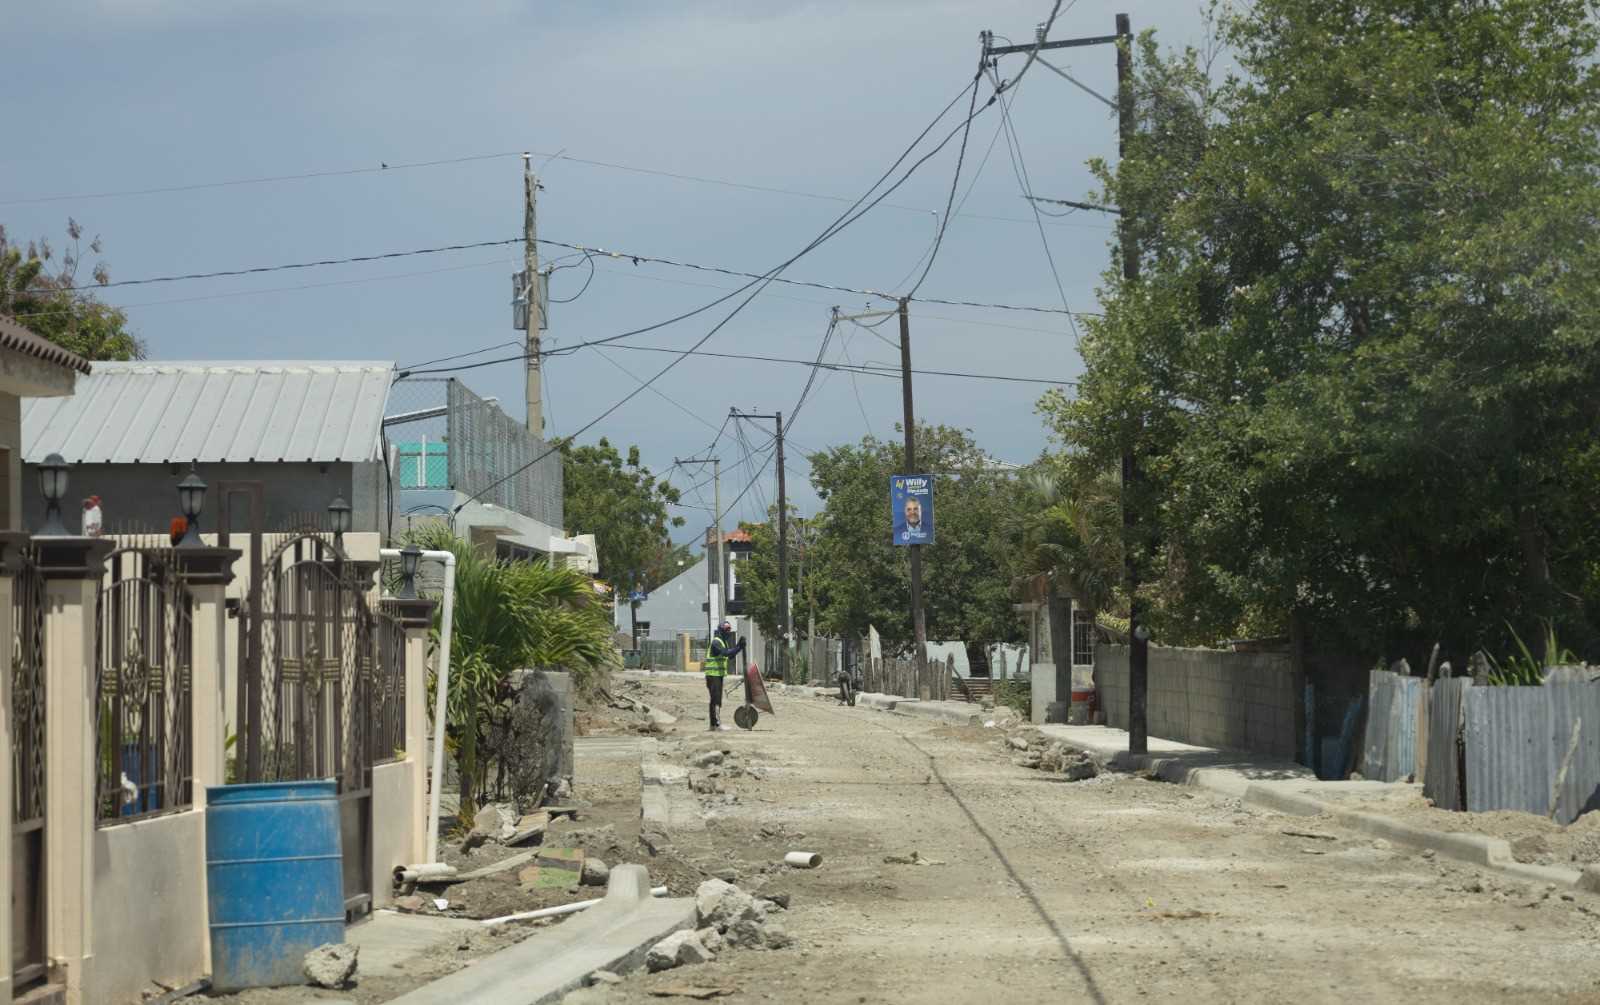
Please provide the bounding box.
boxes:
[11,546,47,988]
[95,548,195,824]
[368,602,406,764]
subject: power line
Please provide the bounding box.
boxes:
[988,64,1083,343]
[406,340,1078,386]
[908,54,985,297]
[400,339,521,371]
[77,238,524,291]
[8,255,518,321]
[451,68,1006,514]
[0,151,524,206]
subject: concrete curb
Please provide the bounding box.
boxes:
[385,865,696,1005]
[857,692,915,711]
[621,670,704,681]
[895,700,982,727]
[1040,728,1589,890]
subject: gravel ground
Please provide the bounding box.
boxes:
[566,678,1600,1005]
[1298,790,1600,867]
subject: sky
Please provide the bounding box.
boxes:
[1,0,1214,543]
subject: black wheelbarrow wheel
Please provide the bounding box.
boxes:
[734,704,758,730]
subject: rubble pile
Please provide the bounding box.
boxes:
[645,879,795,972]
[1002,731,1100,781]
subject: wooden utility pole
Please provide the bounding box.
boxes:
[522,153,545,438]
[731,409,790,681]
[899,297,930,698]
[982,12,1144,751]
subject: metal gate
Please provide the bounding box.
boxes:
[96,548,194,823]
[10,550,45,991]
[238,534,377,919]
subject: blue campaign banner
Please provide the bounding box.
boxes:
[890,474,934,546]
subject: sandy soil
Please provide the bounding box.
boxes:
[1297,790,1600,867]
[564,678,1600,1005]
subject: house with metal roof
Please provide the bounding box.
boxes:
[21,360,393,537]
[0,315,91,529]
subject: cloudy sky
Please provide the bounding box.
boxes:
[2,0,1212,539]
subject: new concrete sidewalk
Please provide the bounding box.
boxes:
[1040,723,1589,890]
[385,866,695,1005]
[857,691,986,725]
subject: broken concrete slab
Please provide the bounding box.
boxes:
[304,943,359,989]
[895,700,982,727]
[384,865,696,1005]
[646,929,715,972]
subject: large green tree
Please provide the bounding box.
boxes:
[1048,0,1600,662]
[740,425,1028,651]
[559,437,686,593]
[0,220,145,360]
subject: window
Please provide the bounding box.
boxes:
[1073,609,1095,666]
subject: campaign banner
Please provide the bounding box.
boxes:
[890,474,934,546]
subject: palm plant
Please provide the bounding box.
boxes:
[1486,621,1579,686]
[1019,466,1123,618]
[405,526,618,819]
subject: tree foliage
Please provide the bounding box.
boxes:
[740,425,1028,652]
[559,437,686,593]
[407,526,618,819]
[0,220,145,360]
[1048,0,1600,662]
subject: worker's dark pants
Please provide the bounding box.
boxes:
[706,673,724,728]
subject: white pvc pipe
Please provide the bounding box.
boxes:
[479,886,669,927]
[784,851,822,869]
[381,546,458,865]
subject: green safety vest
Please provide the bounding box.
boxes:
[704,637,730,677]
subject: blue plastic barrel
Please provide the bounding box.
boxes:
[206,781,345,990]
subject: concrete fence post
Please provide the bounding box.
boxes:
[388,597,438,866]
[36,536,113,1004]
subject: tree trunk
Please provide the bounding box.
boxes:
[1517,500,1555,662]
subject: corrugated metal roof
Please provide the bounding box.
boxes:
[0,314,93,374]
[22,361,394,464]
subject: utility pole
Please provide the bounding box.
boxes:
[522,153,545,439]
[898,298,930,699]
[731,408,790,681]
[675,455,724,637]
[983,12,1145,753]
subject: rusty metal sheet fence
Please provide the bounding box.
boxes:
[1423,677,1469,811]
[1463,683,1600,825]
[95,548,194,824]
[1361,670,1424,783]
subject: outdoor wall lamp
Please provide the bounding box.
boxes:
[36,452,69,537]
[328,497,352,545]
[396,544,422,599]
[177,463,206,548]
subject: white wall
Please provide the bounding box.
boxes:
[370,761,416,909]
[88,812,208,1005]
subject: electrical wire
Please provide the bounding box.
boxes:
[988,63,1083,344]
[591,348,723,436]
[549,253,597,303]
[79,238,524,291]
[401,339,522,371]
[450,69,1005,514]
[0,151,524,206]
[907,54,985,297]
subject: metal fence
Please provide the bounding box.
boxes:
[1368,672,1600,825]
[447,380,563,527]
[1361,669,1424,783]
[386,377,564,530]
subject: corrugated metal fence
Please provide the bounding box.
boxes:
[1362,671,1424,783]
[1367,671,1600,825]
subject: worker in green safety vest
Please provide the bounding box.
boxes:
[704,620,746,731]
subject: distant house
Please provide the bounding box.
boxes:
[22,359,393,544]
[0,315,92,528]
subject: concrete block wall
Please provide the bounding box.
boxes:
[1095,644,1299,760]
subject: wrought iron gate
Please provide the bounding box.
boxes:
[236,533,379,919]
[95,548,194,823]
[10,550,45,991]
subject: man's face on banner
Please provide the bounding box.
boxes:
[904,497,922,528]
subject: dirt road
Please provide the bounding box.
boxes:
[591,676,1600,1005]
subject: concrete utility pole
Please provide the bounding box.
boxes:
[522,153,545,438]
[675,455,724,637]
[982,12,1145,752]
[731,408,790,681]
